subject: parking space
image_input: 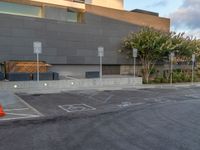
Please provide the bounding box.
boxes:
[0,91,43,121]
[1,86,200,150]
[15,86,200,118]
[1,86,200,121]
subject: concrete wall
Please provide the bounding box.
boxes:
[0,77,143,93]
[0,11,139,65]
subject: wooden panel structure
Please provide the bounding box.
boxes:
[5,61,51,73]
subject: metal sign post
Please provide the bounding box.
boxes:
[133,48,138,84]
[192,54,195,85]
[169,52,175,86]
[98,46,104,81]
[33,42,42,82]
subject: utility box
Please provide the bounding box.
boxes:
[6,72,31,81]
[85,71,100,78]
[0,72,4,80]
[33,72,54,81]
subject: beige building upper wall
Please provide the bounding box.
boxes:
[85,0,124,10]
[86,5,170,32]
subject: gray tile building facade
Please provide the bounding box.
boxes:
[0,12,139,64]
[0,1,170,77]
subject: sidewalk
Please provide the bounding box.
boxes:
[138,82,200,88]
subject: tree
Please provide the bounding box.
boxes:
[120,27,173,83]
[120,27,200,83]
[170,33,200,62]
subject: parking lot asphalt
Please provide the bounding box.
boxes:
[16,87,199,117]
[1,86,200,150]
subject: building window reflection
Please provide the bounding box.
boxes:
[0,2,41,17]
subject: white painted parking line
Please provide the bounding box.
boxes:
[0,107,41,121]
[15,95,44,116]
[59,104,96,113]
[4,108,29,111]
[103,95,113,103]
[118,102,144,108]
[5,112,39,117]
[0,92,44,122]
[185,94,200,99]
[0,115,39,121]
[144,96,178,104]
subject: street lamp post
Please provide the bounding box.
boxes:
[192,54,195,85]
[169,52,175,86]
[33,41,42,82]
[98,46,104,80]
[133,48,138,84]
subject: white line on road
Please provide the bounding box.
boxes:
[15,95,44,116]
[118,102,144,108]
[103,94,113,103]
[5,112,39,117]
[0,115,39,121]
[4,108,29,111]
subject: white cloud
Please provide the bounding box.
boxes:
[170,0,200,38]
[147,0,167,8]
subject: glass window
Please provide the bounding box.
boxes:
[0,2,41,17]
[67,10,78,22]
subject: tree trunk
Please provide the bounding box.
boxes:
[141,58,154,84]
[143,64,150,83]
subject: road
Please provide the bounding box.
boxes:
[0,87,200,150]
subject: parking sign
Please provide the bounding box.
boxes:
[33,41,42,54]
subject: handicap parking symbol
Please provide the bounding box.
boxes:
[59,104,96,113]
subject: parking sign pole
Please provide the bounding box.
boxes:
[37,53,39,82]
[134,57,136,79]
[33,41,42,82]
[98,46,104,81]
[192,54,195,85]
[132,48,138,85]
[170,52,175,86]
[100,55,102,80]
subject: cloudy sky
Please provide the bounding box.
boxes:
[124,0,200,38]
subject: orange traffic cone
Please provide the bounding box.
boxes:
[0,104,5,117]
